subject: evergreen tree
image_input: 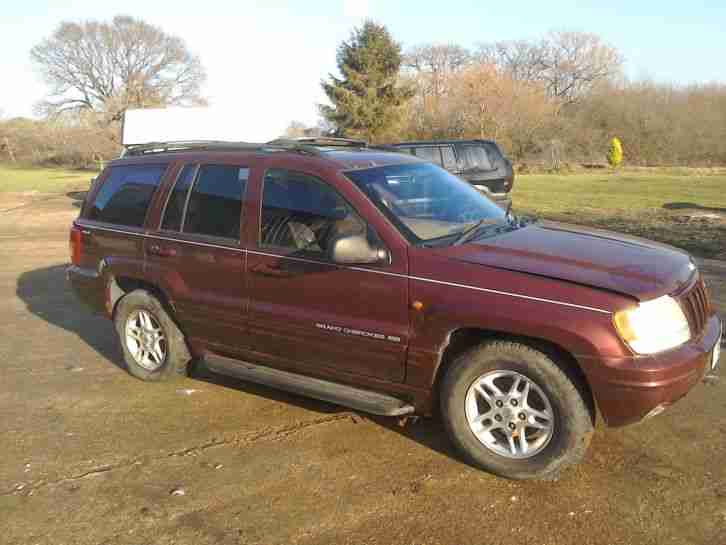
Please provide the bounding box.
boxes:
[321,21,412,142]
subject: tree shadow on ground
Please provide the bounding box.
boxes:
[663,202,726,213]
[17,263,462,464]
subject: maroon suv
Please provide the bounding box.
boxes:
[68,139,722,479]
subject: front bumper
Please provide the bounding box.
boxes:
[587,314,722,427]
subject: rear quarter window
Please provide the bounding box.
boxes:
[85,164,168,227]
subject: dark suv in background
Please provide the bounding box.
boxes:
[68,138,721,480]
[385,140,514,208]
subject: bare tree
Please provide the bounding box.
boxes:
[476,40,547,83]
[478,31,622,105]
[404,43,471,98]
[540,31,623,104]
[30,15,206,122]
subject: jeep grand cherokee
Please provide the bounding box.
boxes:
[68,139,722,480]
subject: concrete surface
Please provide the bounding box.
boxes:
[0,191,724,545]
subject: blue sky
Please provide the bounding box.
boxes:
[1,0,725,123]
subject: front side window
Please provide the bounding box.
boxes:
[85,164,168,227]
[346,162,506,245]
[260,169,366,257]
[183,165,247,240]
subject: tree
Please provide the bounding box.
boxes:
[320,21,413,142]
[478,31,622,105]
[449,64,559,159]
[30,15,206,122]
[404,43,471,99]
[607,136,623,167]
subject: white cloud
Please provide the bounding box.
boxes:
[342,0,370,18]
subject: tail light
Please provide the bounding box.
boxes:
[69,225,82,265]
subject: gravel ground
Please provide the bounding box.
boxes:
[0,192,724,545]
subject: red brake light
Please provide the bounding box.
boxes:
[70,225,82,265]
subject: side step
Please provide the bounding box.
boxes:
[204,354,415,417]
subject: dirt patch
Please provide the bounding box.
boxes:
[0,194,724,545]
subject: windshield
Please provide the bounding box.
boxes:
[345,162,507,245]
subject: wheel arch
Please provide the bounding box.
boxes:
[431,327,596,423]
[108,275,176,321]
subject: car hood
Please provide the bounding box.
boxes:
[440,221,694,301]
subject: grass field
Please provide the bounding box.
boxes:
[1,164,724,259]
[514,171,726,259]
[0,165,95,193]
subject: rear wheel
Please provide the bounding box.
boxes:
[114,290,190,381]
[440,340,594,480]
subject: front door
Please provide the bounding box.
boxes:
[147,163,249,354]
[246,168,409,382]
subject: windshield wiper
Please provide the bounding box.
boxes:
[453,220,502,246]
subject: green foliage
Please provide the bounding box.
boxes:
[606,136,623,167]
[320,21,413,142]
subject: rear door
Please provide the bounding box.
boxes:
[146,163,250,354]
[79,163,169,286]
[246,168,409,382]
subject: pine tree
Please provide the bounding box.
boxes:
[320,21,412,142]
[607,136,623,167]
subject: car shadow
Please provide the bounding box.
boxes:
[16,263,123,368]
[663,202,726,213]
[66,190,87,209]
[18,263,462,464]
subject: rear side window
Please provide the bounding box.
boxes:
[161,164,197,231]
[440,146,457,169]
[459,145,494,170]
[414,147,443,166]
[86,164,168,227]
[183,165,247,240]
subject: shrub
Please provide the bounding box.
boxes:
[607,136,623,167]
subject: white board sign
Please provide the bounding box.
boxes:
[121,107,289,146]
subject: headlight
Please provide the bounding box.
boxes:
[613,295,691,354]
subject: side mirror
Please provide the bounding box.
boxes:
[329,234,390,265]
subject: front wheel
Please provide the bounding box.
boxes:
[440,341,594,480]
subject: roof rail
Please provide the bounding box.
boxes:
[120,140,325,158]
[273,136,368,148]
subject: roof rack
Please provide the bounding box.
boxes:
[120,140,328,158]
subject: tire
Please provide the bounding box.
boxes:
[113,289,191,381]
[440,340,594,480]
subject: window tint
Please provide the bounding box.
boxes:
[260,169,366,256]
[414,147,443,166]
[183,165,247,239]
[440,146,457,169]
[86,164,167,227]
[161,164,197,231]
[459,145,493,170]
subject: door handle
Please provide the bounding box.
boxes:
[252,262,294,278]
[148,244,177,258]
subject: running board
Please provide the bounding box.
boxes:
[204,354,415,417]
